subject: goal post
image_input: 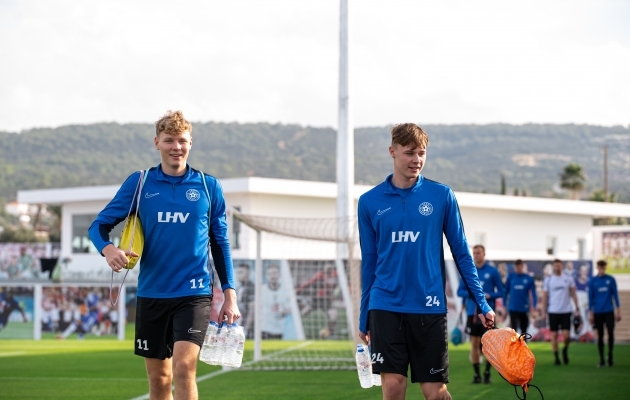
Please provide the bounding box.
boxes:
[230,208,361,370]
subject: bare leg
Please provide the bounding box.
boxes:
[381,372,407,400]
[470,336,481,363]
[145,357,173,400]
[420,382,452,400]
[172,341,201,400]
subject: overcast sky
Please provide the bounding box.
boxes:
[1,0,629,132]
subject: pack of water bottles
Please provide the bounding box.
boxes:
[199,321,245,368]
[355,343,382,389]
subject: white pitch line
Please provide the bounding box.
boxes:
[1,377,147,382]
[0,351,26,357]
[128,341,315,400]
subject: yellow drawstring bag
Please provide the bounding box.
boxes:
[118,170,148,269]
[119,214,143,269]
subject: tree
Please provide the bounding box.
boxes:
[500,173,506,195]
[0,226,41,242]
[559,163,586,200]
[589,189,617,203]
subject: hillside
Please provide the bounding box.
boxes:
[0,122,628,203]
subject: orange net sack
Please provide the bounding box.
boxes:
[481,328,536,392]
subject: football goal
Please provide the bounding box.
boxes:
[229,208,361,370]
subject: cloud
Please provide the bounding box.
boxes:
[0,0,628,131]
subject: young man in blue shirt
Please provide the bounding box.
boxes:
[588,260,622,367]
[457,245,504,384]
[504,259,537,335]
[358,123,495,400]
[89,110,239,400]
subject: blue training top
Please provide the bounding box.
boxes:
[504,272,537,313]
[457,262,504,316]
[89,164,235,298]
[357,174,491,333]
[588,274,620,314]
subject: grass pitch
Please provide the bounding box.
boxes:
[1,331,629,399]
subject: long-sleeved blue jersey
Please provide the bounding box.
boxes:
[504,272,537,313]
[588,274,620,314]
[457,263,504,316]
[357,174,492,333]
[89,164,235,298]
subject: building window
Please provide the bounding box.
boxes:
[546,236,557,256]
[577,238,585,259]
[232,207,241,250]
[72,214,124,254]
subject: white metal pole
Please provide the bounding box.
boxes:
[254,229,263,361]
[337,0,353,237]
[33,284,42,340]
[336,0,356,339]
[118,285,126,341]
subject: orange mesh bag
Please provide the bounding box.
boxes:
[481,328,543,399]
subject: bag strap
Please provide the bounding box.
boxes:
[110,169,148,307]
[200,170,211,210]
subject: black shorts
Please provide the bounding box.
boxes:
[509,311,529,333]
[465,315,486,337]
[548,313,571,332]
[135,295,212,359]
[369,310,449,384]
[593,312,615,332]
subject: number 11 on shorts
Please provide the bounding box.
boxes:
[137,339,149,350]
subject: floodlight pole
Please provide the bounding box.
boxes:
[337,0,357,339]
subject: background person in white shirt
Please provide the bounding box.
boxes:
[261,264,290,339]
[541,259,580,365]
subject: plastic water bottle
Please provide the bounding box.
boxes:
[213,322,228,365]
[356,344,373,388]
[199,321,219,364]
[368,345,381,386]
[225,323,238,366]
[232,325,245,368]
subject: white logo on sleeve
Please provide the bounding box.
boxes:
[377,207,391,216]
[418,202,433,216]
[188,328,201,333]
[145,192,159,199]
[186,189,201,201]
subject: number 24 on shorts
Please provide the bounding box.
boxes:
[426,296,440,306]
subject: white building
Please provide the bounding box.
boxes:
[17,176,630,281]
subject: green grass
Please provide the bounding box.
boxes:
[1,338,629,399]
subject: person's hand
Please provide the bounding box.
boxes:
[102,244,137,273]
[218,288,241,324]
[478,310,496,329]
[359,331,370,345]
[588,311,594,325]
[616,310,622,322]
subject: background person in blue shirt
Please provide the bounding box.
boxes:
[588,260,622,367]
[457,245,504,384]
[89,110,239,400]
[504,259,537,335]
[358,123,495,400]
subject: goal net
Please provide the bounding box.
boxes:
[225,208,361,370]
